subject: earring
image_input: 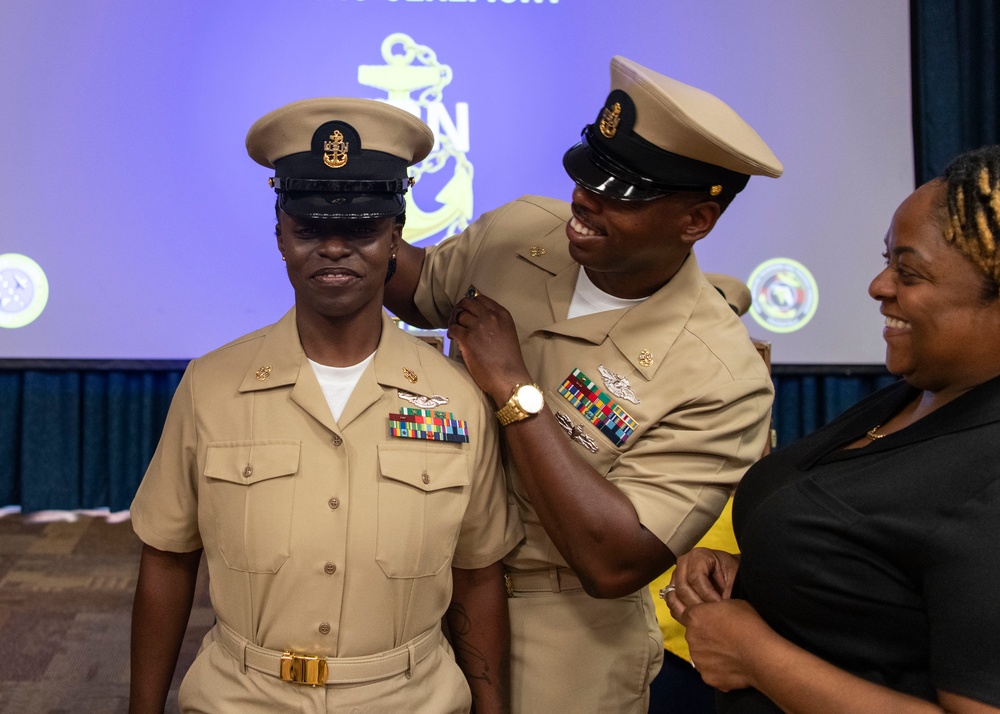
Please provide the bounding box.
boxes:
[385,252,397,283]
[281,255,286,262]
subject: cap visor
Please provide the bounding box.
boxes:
[280,192,405,220]
[562,144,668,201]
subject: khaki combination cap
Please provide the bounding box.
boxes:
[564,56,783,202]
[246,98,435,219]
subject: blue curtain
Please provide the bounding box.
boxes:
[911,0,1000,182]
[771,372,897,449]
[0,368,183,511]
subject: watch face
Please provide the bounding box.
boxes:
[516,384,545,413]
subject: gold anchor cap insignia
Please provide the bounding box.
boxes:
[599,102,621,139]
[402,368,418,384]
[710,185,723,196]
[323,130,348,169]
[255,365,273,381]
[638,350,654,368]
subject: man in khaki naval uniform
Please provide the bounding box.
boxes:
[129,98,522,714]
[384,57,782,712]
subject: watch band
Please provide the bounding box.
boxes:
[495,384,543,426]
[496,400,530,426]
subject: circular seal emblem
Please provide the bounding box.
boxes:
[0,253,50,329]
[747,258,818,334]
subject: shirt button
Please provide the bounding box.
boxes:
[328,497,340,510]
[318,622,331,635]
[324,562,337,575]
[421,473,430,484]
[331,434,343,446]
[242,466,253,478]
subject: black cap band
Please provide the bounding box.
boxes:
[271,177,410,193]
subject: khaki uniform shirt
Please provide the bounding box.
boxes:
[416,195,773,569]
[132,309,522,661]
[415,196,771,711]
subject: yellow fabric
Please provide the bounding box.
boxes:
[650,497,739,661]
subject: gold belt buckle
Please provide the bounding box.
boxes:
[280,651,328,686]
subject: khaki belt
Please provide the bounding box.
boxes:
[216,620,441,686]
[504,567,585,596]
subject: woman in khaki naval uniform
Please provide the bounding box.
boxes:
[129,99,522,714]
[384,57,782,713]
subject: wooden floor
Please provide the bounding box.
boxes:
[0,511,212,713]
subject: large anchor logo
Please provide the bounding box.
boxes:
[358,34,474,245]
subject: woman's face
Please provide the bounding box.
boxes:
[277,211,400,327]
[869,180,1000,394]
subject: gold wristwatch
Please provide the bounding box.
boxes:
[495,383,544,426]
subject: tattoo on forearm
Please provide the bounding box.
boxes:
[446,603,493,683]
[446,601,512,713]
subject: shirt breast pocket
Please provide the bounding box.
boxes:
[204,440,300,573]
[376,445,470,578]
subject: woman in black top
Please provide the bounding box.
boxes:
[664,145,1000,714]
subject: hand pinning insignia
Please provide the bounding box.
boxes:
[555,412,599,453]
[597,364,640,404]
[398,390,450,409]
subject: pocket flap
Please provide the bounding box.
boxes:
[378,446,470,492]
[205,441,301,486]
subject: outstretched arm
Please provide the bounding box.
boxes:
[448,293,675,598]
[129,544,202,714]
[447,562,511,714]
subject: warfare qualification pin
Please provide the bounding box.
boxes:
[398,390,449,409]
[598,364,640,404]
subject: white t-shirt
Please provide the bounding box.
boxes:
[567,266,647,319]
[308,352,375,421]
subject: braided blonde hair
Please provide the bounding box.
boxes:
[942,145,1000,297]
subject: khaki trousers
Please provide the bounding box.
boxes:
[509,587,663,714]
